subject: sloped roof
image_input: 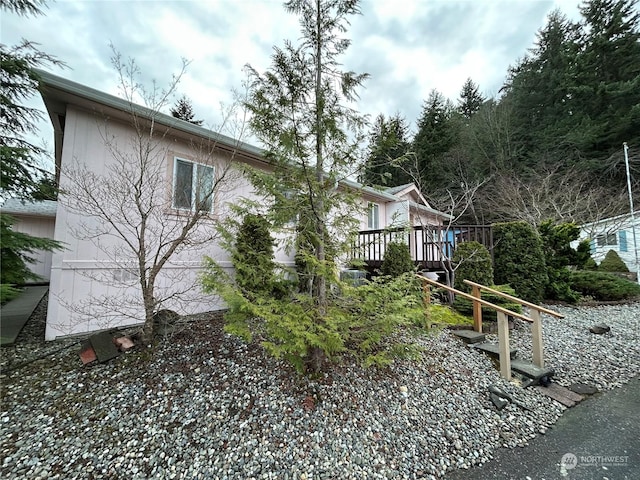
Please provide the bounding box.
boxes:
[1,198,57,217]
[36,71,453,219]
[384,183,414,195]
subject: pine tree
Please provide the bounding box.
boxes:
[0,0,62,295]
[360,113,412,187]
[412,89,459,193]
[241,0,368,367]
[458,78,484,119]
[576,0,640,161]
[170,94,203,125]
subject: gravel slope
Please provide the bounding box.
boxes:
[1,299,638,480]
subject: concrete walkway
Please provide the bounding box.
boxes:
[446,376,640,479]
[0,286,48,346]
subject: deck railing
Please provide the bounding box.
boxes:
[354,225,492,270]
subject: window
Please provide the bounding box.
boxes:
[173,157,215,212]
[596,233,617,247]
[282,189,298,225]
[367,202,379,229]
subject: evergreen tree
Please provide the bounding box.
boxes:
[170,94,203,125]
[575,0,640,165]
[232,214,277,296]
[502,10,581,172]
[359,113,412,187]
[241,0,368,368]
[458,78,484,119]
[412,89,459,193]
[0,0,62,293]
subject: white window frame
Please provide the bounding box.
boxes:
[172,157,215,213]
[596,232,617,247]
[367,202,380,230]
[282,189,299,225]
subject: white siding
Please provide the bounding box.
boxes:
[10,216,56,281]
[45,107,295,340]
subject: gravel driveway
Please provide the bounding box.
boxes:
[1,299,638,479]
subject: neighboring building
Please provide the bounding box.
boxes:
[37,71,450,340]
[0,199,57,282]
[576,211,640,273]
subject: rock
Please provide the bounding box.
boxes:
[589,324,610,334]
[489,393,508,410]
[568,383,598,395]
[113,336,135,352]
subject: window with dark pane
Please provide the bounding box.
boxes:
[173,159,193,209]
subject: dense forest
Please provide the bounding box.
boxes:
[359,0,640,226]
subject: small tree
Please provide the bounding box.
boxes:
[380,241,414,277]
[61,49,243,344]
[232,213,277,296]
[170,94,204,125]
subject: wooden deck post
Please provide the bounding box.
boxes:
[472,285,482,333]
[531,309,544,368]
[497,311,511,380]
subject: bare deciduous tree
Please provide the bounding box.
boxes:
[59,50,244,344]
[481,167,631,227]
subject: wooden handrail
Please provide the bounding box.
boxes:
[417,274,553,378]
[415,275,533,323]
[463,280,565,319]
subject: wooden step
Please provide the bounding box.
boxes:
[474,342,517,359]
[451,329,486,344]
[534,383,584,407]
[510,359,555,382]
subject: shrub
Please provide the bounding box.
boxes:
[569,271,640,301]
[538,221,581,303]
[426,304,473,327]
[452,241,493,292]
[598,249,629,272]
[380,241,415,277]
[0,284,21,304]
[202,262,429,372]
[575,239,596,269]
[232,213,279,297]
[453,284,522,322]
[493,221,547,303]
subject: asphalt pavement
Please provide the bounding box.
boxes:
[445,376,640,480]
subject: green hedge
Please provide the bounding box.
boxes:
[598,250,629,273]
[452,241,493,292]
[493,221,547,303]
[569,271,640,301]
[453,284,523,322]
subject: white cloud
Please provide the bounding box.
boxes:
[2,0,583,144]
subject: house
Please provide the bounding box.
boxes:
[576,211,640,274]
[37,71,452,340]
[0,198,57,282]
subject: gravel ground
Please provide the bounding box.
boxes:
[1,298,638,480]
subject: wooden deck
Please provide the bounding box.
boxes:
[353,225,493,272]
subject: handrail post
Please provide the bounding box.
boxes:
[531,309,544,368]
[497,311,511,380]
[472,285,482,333]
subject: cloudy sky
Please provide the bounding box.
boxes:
[3,0,584,149]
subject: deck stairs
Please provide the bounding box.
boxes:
[452,330,554,387]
